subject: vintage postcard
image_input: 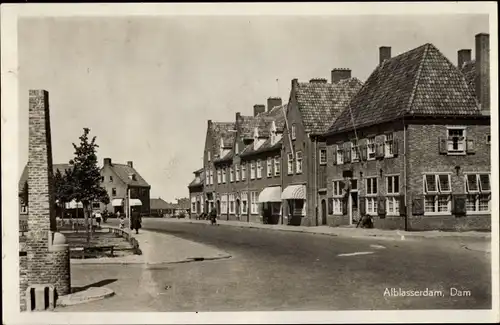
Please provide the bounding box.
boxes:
[1,2,498,324]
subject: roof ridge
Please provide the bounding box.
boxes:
[405,43,430,115]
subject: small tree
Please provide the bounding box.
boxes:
[69,128,110,242]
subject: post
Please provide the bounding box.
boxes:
[127,188,131,230]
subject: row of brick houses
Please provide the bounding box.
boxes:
[188,32,491,231]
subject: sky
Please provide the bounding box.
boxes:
[17,14,488,202]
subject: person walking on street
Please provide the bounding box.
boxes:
[95,210,102,228]
[130,209,142,234]
[209,207,217,226]
[118,211,125,230]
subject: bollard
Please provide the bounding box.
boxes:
[26,284,56,311]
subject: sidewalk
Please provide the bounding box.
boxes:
[163,218,491,241]
[71,227,231,265]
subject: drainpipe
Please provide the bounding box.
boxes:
[403,118,408,231]
[280,147,284,225]
[314,136,318,226]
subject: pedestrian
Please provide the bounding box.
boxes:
[118,211,125,230]
[130,209,142,234]
[95,210,102,228]
[209,207,217,226]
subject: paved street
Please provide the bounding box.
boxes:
[60,218,491,312]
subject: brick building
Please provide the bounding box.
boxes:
[188,168,205,216]
[100,158,151,216]
[321,33,491,231]
[280,74,362,226]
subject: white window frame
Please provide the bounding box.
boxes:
[386,175,400,215]
[267,158,272,178]
[274,156,280,177]
[229,194,235,214]
[296,151,303,174]
[384,133,394,158]
[291,124,296,140]
[250,191,259,214]
[221,194,228,214]
[208,151,211,162]
[351,140,359,162]
[230,166,234,182]
[235,164,240,182]
[336,145,344,165]
[367,137,376,160]
[287,153,294,174]
[241,164,247,181]
[464,173,491,213]
[217,169,222,184]
[332,180,343,215]
[423,174,452,215]
[365,177,378,215]
[222,168,227,184]
[319,149,327,165]
[250,162,256,180]
[256,160,263,179]
[446,126,467,155]
[241,192,248,215]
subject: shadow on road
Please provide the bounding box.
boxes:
[71,279,118,293]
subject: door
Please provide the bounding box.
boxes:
[349,192,359,225]
[216,200,221,217]
[321,199,327,225]
[236,199,240,219]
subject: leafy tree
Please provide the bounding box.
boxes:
[69,128,110,242]
[54,167,76,219]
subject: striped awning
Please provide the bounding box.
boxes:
[130,199,142,206]
[112,199,124,207]
[258,186,282,203]
[281,184,306,200]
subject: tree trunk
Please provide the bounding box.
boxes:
[84,203,90,244]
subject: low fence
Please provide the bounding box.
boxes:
[107,227,142,255]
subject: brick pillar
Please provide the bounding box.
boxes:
[26,90,71,304]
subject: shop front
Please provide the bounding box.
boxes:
[258,186,282,224]
[281,184,307,226]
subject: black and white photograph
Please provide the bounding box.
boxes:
[1,2,498,324]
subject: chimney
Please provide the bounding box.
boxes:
[253,104,266,117]
[457,49,472,69]
[379,46,391,65]
[309,78,328,84]
[104,158,112,166]
[475,33,490,112]
[127,161,133,168]
[331,69,352,83]
[267,97,282,111]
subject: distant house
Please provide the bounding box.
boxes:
[150,198,176,217]
[100,158,151,216]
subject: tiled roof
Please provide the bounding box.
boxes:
[327,43,480,134]
[214,150,234,164]
[150,198,173,210]
[461,60,477,97]
[211,122,236,148]
[188,169,205,188]
[296,78,362,134]
[238,104,287,140]
[108,163,150,187]
[240,137,282,157]
[18,163,73,192]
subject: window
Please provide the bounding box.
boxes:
[447,127,466,154]
[241,192,248,214]
[351,140,359,162]
[274,156,280,176]
[229,194,235,214]
[267,158,272,177]
[296,151,303,174]
[465,173,491,213]
[386,175,400,215]
[109,176,113,182]
[423,174,451,214]
[337,146,344,165]
[287,153,294,174]
[257,160,262,179]
[250,191,259,214]
[111,188,117,196]
[241,164,247,181]
[191,197,196,213]
[222,169,227,183]
[291,124,296,140]
[385,133,394,157]
[230,167,234,182]
[208,151,211,162]
[235,165,240,182]
[320,149,327,165]
[235,142,239,154]
[209,170,214,185]
[217,170,222,184]
[250,162,256,179]
[332,180,343,214]
[92,202,100,209]
[367,137,376,160]
[221,194,228,214]
[365,177,378,215]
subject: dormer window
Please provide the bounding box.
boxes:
[235,142,239,154]
[270,121,277,145]
[128,173,137,181]
[253,127,259,150]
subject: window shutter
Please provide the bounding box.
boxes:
[328,198,333,214]
[344,144,352,163]
[466,138,475,154]
[341,198,348,215]
[360,144,367,161]
[377,195,386,216]
[332,145,337,165]
[375,143,384,159]
[393,139,399,156]
[399,195,406,216]
[439,137,447,154]
[452,194,467,216]
[412,195,425,215]
[359,196,366,215]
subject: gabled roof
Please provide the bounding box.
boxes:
[295,78,362,134]
[150,198,173,210]
[211,122,236,149]
[188,169,205,188]
[106,163,150,187]
[327,43,480,134]
[18,163,73,192]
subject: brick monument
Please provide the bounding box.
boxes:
[23,90,71,310]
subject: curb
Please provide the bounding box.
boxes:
[144,254,232,267]
[57,287,115,307]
